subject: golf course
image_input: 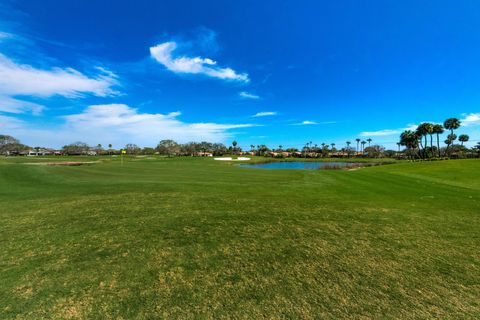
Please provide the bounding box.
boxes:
[1,156,479,319]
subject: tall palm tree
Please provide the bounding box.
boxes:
[361,140,366,153]
[355,138,360,153]
[367,138,372,147]
[459,134,469,146]
[444,118,461,152]
[432,124,444,157]
[346,141,351,158]
[425,123,434,156]
[400,130,420,159]
[416,123,433,158]
[396,142,401,153]
[278,145,283,152]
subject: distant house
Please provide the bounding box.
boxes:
[196,152,213,157]
[330,151,349,158]
[22,148,60,156]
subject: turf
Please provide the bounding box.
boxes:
[1,156,479,319]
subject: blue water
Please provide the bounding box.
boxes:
[239,161,367,170]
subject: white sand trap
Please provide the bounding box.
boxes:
[214,157,251,161]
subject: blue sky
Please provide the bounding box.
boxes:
[1,0,479,149]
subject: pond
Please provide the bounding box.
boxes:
[239,161,379,170]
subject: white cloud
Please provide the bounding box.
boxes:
[291,120,337,126]
[360,129,402,137]
[0,31,12,40]
[252,111,276,117]
[460,113,480,126]
[0,54,119,99]
[4,104,256,147]
[240,91,260,100]
[0,114,26,130]
[0,95,45,115]
[360,124,419,137]
[150,41,249,82]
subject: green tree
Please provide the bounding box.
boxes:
[125,143,141,155]
[0,135,27,155]
[458,134,469,146]
[416,123,433,158]
[156,140,179,157]
[361,140,366,153]
[232,140,238,154]
[432,124,444,157]
[346,141,352,157]
[62,142,90,155]
[367,138,372,147]
[399,130,419,159]
[355,138,360,153]
[444,118,461,153]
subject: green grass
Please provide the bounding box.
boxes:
[1,156,479,319]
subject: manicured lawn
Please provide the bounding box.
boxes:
[1,156,479,319]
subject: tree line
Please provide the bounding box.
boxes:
[399,117,472,159]
[1,116,479,159]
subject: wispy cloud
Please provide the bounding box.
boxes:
[0,54,119,98]
[360,124,418,137]
[4,104,256,147]
[460,113,480,126]
[240,91,260,100]
[0,31,12,40]
[295,120,318,125]
[292,120,336,126]
[0,53,119,115]
[252,111,276,117]
[0,96,44,115]
[150,41,249,82]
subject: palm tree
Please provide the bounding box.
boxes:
[459,134,469,146]
[278,145,283,152]
[432,124,444,157]
[232,140,238,155]
[355,138,360,153]
[416,123,433,158]
[396,142,401,153]
[425,123,434,156]
[346,141,351,158]
[400,130,420,159]
[250,144,255,152]
[361,140,366,153]
[330,143,335,151]
[444,118,461,152]
[367,138,372,147]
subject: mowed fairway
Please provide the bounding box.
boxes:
[1,157,479,319]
